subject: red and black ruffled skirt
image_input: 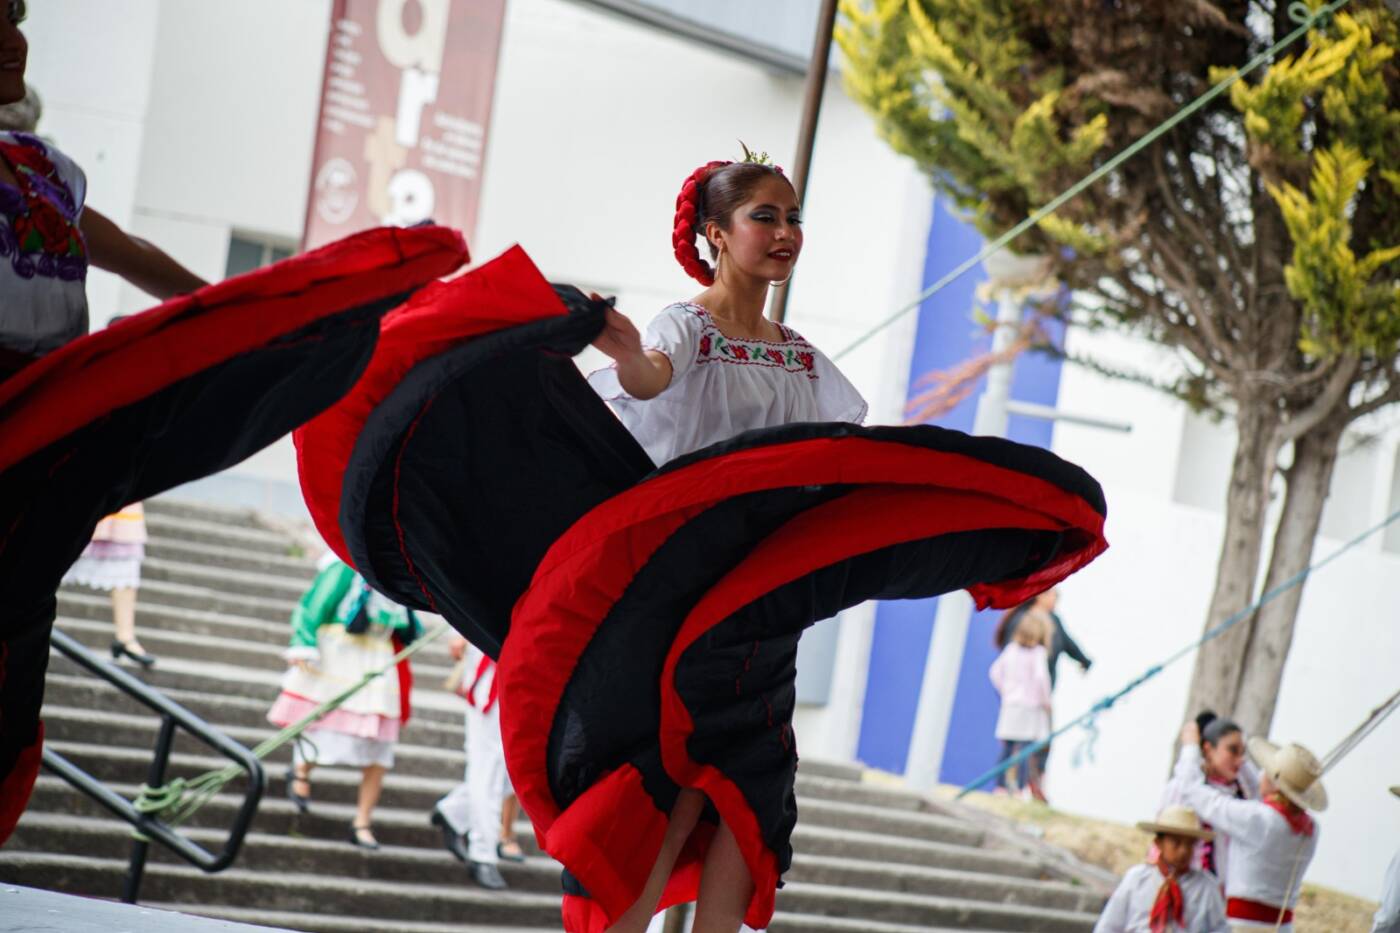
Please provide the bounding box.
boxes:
[0,225,468,843]
[295,245,1108,931]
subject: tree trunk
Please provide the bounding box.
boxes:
[1180,402,1282,722]
[1232,422,1344,735]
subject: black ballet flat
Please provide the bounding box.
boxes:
[110,640,157,668]
[349,824,380,850]
[285,768,312,814]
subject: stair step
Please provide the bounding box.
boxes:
[63,574,300,623]
[44,652,464,723]
[775,880,1098,932]
[140,557,314,603]
[789,823,1047,878]
[6,813,562,895]
[143,512,296,557]
[146,498,281,531]
[144,537,319,581]
[786,853,1101,913]
[153,903,563,933]
[40,672,465,744]
[52,616,459,682]
[0,853,563,926]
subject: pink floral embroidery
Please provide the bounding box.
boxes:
[765,348,785,366]
[797,351,815,372]
[731,345,749,361]
[698,333,712,356]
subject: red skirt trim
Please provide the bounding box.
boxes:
[499,437,1106,929]
[295,244,566,567]
[0,225,467,474]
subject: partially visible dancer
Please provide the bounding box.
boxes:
[1160,712,1260,886]
[432,634,512,889]
[269,556,422,849]
[60,502,155,667]
[1179,723,1324,931]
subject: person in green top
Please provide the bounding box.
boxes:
[267,556,421,850]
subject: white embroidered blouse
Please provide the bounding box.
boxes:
[0,131,89,358]
[587,301,867,467]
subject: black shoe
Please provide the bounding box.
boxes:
[349,824,380,850]
[430,807,470,863]
[496,840,526,863]
[110,640,157,668]
[285,768,311,815]
[469,861,508,890]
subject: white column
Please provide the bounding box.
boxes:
[903,288,1022,791]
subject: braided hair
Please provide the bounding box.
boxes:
[671,158,791,285]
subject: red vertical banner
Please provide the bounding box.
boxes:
[303,0,507,250]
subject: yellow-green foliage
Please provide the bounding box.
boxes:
[1226,9,1400,355]
[1271,143,1400,355]
[839,0,1400,362]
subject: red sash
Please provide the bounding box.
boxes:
[1227,896,1293,924]
[466,655,499,712]
[1149,861,1184,933]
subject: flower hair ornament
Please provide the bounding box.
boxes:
[671,142,785,285]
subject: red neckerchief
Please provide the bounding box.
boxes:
[1263,794,1314,836]
[1149,860,1185,933]
[465,654,498,712]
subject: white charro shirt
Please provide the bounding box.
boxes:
[1374,848,1400,933]
[587,301,867,467]
[1093,863,1228,932]
[1181,777,1319,931]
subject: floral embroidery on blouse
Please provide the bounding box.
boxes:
[0,133,87,282]
[685,303,819,379]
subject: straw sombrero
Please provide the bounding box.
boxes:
[1248,737,1328,812]
[1136,805,1214,840]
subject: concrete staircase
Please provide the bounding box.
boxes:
[0,498,1108,932]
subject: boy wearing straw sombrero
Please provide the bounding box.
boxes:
[1373,784,1400,933]
[1179,724,1325,932]
[1095,805,1227,932]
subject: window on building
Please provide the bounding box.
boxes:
[225,234,295,279]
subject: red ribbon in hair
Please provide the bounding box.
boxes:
[1263,794,1314,836]
[1149,861,1185,933]
[672,160,731,286]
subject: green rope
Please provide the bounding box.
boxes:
[132,623,451,827]
[831,0,1349,362]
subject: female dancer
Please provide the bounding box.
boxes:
[585,153,862,932]
[1178,722,1324,930]
[1159,712,1260,886]
[0,0,468,842]
[293,150,1109,933]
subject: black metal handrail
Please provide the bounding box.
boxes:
[44,628,265,903]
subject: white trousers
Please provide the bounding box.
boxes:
[435,701,509,864]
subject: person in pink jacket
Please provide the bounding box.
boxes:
[989,609,1053,800]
